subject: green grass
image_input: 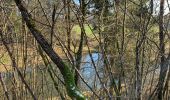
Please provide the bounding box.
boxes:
[0,52,10,64]
[71,24,93,37]
[149,25,159,33]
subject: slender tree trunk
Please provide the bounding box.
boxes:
[0,73,10,100]
[156,0,168,100]
[0,31,37,100]
[75,0,86,86]
[51,5,56,47]
[136,43,142,100]
[66,0,71,50]
[13,0,85,99]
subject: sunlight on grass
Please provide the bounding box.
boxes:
[71,24,93,37]
[0,52,11,72]
[0,52,10,64]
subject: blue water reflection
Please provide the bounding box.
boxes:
[80,53,104,89]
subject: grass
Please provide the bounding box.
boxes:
[0,52,10,64]
[0,45,95,72]
[0,24,99,72]
[71,24,93,37]
[0,51,11,72]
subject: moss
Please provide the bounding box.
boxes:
[62,63,86,100]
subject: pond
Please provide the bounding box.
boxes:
[80,53,104,89]
[0,52,106,90]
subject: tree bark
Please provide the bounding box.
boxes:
[13,0,86,99]
[75,0,86,86]
[156,0,168,99]
[0,73,10,100]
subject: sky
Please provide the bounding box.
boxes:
[73,0,170,15]
[152,0,170,15]
[74,0,79,5]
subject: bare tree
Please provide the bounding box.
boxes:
[13,0,86,99]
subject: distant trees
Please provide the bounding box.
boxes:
[0,0,169,99]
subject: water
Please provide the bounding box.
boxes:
[1,52,104,90]
[80,53,104,89]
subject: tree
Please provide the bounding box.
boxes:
[13,0,86,99]
[0,0,169,99]
[155,0,169,99]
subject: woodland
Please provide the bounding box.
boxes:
[0,0,169,100]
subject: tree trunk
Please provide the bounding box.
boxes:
[156,0,168,99]
[75,0,86,86]
[13,0,85,99]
